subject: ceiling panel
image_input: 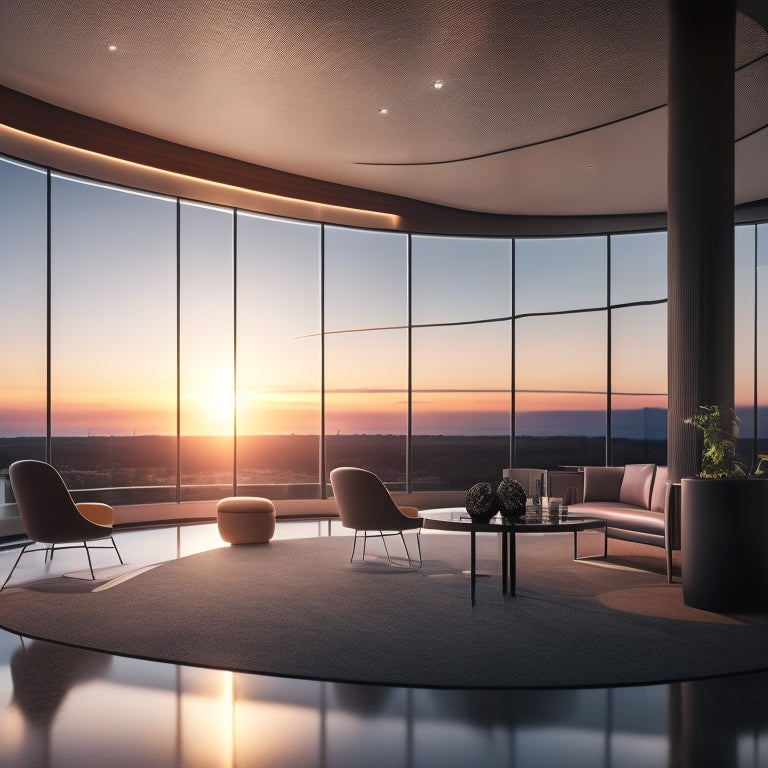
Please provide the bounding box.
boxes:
[1,0,767,215]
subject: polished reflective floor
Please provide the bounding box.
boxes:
[1,523,768,767]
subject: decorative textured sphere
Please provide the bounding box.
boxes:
[465,482,500,523]
[497,477,527,519]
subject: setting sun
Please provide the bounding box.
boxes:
[181,371,235,435]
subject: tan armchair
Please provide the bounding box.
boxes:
[2,460,123,590]
[330,467,422,568]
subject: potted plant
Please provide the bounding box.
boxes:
[683,404,747,477]
[681,405,768,611]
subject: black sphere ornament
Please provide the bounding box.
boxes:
[497,477,527,520]
[465,482,500,523]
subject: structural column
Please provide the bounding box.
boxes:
[667,0,736,482]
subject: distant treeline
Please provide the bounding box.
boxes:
[1,434,674,494]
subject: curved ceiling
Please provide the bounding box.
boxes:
[1,0,768,216]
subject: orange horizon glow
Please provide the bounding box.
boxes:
[1,388,730,439]
[7,381,764,438]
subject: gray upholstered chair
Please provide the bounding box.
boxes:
[330,466,422,567]
[1,460,123,590]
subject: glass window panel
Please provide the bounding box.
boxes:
[515,312,607,393]
[323,226,407,332]
[611,304,667,395]
[758,223,768,446]
[514,392,606,469]
[323,227,408,485]
[515,310,606,469]
[515,237,607,315]
[412,235,511,324]
[179,201,234,500]
[49,175,177,502]
[412,322,511,392]
[611,394,668,466]
[411,401,511,491]
[610,231,667,304]
[236,213,321,497]
[735,225,757,449]
[324,328,407,484]
[411,322,511,489]
[0,158,48,484]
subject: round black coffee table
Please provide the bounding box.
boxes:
[419,508,605,605]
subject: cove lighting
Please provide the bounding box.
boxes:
[0,123,401,229]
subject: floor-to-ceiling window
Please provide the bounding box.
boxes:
[759,224,768,460]
[735,224,757,459]
[0,158,47,503]
[179,201,235,501]
[235,212,322,499]
[609,232,668,466]
[323,226,409,486]
[5,151,768,508]
[48,173,177,503]
[411,235,512,490]
[736,222,768,469]
[514,236,608,469]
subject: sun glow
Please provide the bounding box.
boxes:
[182,372,236,435]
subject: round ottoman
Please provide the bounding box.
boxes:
[217,496,276,544]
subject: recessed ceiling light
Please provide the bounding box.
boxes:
[433,80,444,90]
[378,108,388,115]
[107,44,117,52]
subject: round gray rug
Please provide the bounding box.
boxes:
[2,533,768,689]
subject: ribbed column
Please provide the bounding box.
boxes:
[667,0,736,482]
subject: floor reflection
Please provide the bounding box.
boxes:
[1,524,768,767]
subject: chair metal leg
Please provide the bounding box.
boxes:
[83,541,96,581]
[349,529,422,569]
[380,531,393,566]
[112,536,124,565]
[400,532,410,564]
[0,544,29,591]
[400,530,422,568]
[1,535,123,590]
[83,542,96,580]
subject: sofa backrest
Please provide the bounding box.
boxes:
[619,463,656,509]
[582,466,625,502]
[650,466,668,512]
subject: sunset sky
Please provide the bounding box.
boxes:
[1,157,766,440]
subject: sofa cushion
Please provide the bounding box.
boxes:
[620,463,655,509]
[582,467,625,502]
[568,501,665,535]
[650,466,668,513]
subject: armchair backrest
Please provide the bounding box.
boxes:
[330,467,415,530]
[9,460,110,543]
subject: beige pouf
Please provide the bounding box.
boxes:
[217,496,276,544]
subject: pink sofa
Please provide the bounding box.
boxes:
[566,464,679,582]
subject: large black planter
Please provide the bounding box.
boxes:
[682,477,768,612]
